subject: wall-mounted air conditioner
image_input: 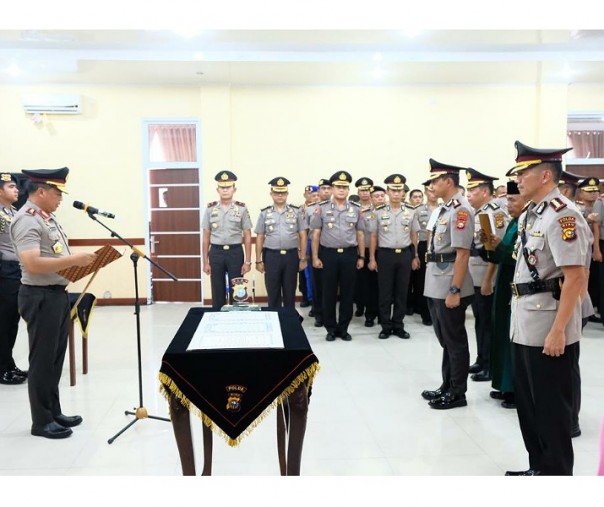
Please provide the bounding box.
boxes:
[22,93,82,115]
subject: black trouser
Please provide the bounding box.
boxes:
[320,246,357,336]
[310,264,324,322]
[354,247,378,320]
[599,240,604,315]
[513,342,577,476]
[427,296,472,396]
[408,240,430,321]
[298,269,309,302]
[264,248,298,308]
[587,258,600,313]
[378,247,412,332]
[18,285,69,426]
[471,287,494,372]
[208,244,243,309]
[0,276,21,373]
[571,342,581,430]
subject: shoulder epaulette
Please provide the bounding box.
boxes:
[207,201,218,208]
[261,205,272,212]
[486,201,500,210]
[317,199,330,206]
[451,199,461,208]
[375,204,387,210]
[25,207,36,216]
[549,197,567,213]
[234,200,246,207]
[521,200,532,213]
[349,201,361,207]
[405,203,419,209]
[289,204,299,209]
[575,200,584,205]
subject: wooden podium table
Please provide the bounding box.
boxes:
[159,307,319,476]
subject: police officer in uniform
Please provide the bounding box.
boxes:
[407,185,439,325]
[421,159,475,409]
[298,185,318,307]
[202,171,253,309]
[10,168,96,439]
[311,171,365,341]
[368,174,420,339]
[465,168,510,381]
[353,177,379,326]
[307,178,332,327]
[505,141,589,476]
[255,177,308,308]
[0,172,27,385]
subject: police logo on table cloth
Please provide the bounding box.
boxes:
[559,216,577,241]
[226,385,247,412]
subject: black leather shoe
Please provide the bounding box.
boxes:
[490,390,505,400]
[12,366,28,378]
[378,330,391,339]
[314,319,323,327]
[54,414,83,428]
[571,425,581,438]
[429,392,467,410]
[364,319,374,327]
[340,333,352,341]
[505,469,540,476]
[393,329,410,339]
[421,388,445,401]
[31,421,73,439]
[468,361,482,374]
[308,309,315,317]
[587,315,601,323]
[471,370,491,382]
[422,318,433,326]
[501,400,517,409]
[0,371,27,385]
[354,308,364,317]
[300,300,310,308]
[325,333,336,342]
[405,307,414,316]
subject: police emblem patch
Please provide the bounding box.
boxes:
[527,252,538,266]
[558,216,577,241]
[225,385,247,412]
[456,210,469,230]
[494,212,505,229]
[231,277,249,303]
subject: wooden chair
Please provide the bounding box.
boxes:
[67,292,97,386]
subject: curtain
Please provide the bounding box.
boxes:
[149,124,196,162]
[567,130,604,159]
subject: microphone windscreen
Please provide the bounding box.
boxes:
[73,201,85,210]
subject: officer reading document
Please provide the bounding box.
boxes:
[10,168,96,439]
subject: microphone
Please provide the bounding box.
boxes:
[73,201,116,219]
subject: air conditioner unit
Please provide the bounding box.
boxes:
[21,93,82,115]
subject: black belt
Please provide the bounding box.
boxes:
[426,252,457,263]
[22,284,67,291]
[1,260,20,266]
[510,277,564,298]
[320,246,356,253]
[379,246,411,253]
[264,248,297,255]
[210,243,241,250]
[470,248,481,257]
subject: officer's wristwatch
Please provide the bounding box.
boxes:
[448,285,461,295]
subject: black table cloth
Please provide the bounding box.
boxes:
[159,307,319,446]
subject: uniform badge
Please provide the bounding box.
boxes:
[559,216,577,242]
[225,384,247,413]
[212,222,218,229]
[52,241,63,254]
[456,210,469,230]
[327,223,333,229]
[527,252,538,266]
[494,212,505,229]
[268,225,274,232]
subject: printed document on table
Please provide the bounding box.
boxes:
[187,311,284,350]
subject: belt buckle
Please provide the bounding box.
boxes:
[395,248,402,254]
[223,245,230,250]
[511,283,519,298]
[425,252,429,263]
[279,250,286,255]
[337,248,344,253]
[439,254,444,262]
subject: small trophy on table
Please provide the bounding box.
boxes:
[221,275,260,311]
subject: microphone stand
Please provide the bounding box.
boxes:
[83,213,177,444]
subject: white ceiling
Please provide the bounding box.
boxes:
[2,30,604,86]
